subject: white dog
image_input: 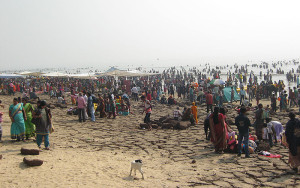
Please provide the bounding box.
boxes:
[130,159,144,179]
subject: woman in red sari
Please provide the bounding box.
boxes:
[209,107,229,153]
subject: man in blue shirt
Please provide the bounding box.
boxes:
[240,87,246,105]
[235,107,251,158]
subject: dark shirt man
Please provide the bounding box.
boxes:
[235,107,251,158]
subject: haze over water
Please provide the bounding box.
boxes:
[1,0,300,70]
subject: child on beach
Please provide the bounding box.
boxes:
[32,100,52,150]
[262,122,274,147]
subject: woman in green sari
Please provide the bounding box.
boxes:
[22,97,35,139]
[9,98,26,141]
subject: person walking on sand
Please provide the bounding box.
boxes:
[235,106,251,158]
[173,107,182,120]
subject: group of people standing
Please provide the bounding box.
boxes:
[3,97,53,149]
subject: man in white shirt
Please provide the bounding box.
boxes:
[173,107,182,120]
[131,85,139,101]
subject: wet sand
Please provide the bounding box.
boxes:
[0,94,299,187]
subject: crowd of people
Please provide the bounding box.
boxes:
[1,60,300,172]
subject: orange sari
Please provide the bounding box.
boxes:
[191,102,198,124]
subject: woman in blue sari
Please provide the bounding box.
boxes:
[9,98,26,141]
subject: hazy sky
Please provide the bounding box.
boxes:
[1,0,300,71]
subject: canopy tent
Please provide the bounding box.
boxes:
[43,72,68,77]
[105,67,119,72]
[68,73,98,80]
[0,74,23,78]
[222,87,240,103]
[18,71,45,77]
[97,70,160,77]
[18,71,32,75]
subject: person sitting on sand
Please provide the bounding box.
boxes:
[168,95,176,105]
[160,95,167,104]
[173,107,182,120]
[57,96,66,104]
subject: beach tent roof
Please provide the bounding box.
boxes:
[18,71,33,75]
[97,70,160,77]
[18,71,45,76]
[43,72,68,77]
[0,74,24,78]
[68,73,97,79]
[105,67,119,72]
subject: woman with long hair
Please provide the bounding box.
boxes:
[209,107,228,153]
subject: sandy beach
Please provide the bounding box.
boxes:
[0,94,299,188]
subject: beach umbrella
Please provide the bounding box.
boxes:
[214,79,225,85]
[209,79,215,85]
